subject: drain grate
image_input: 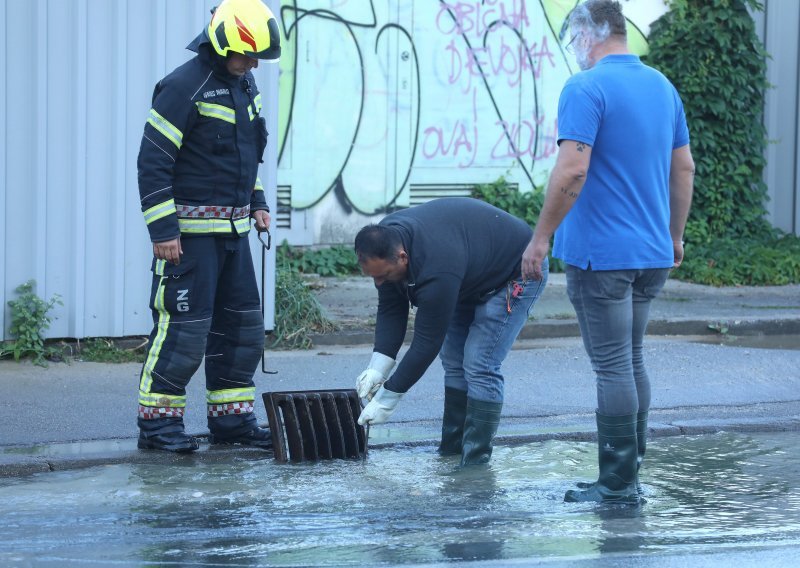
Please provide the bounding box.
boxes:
[262,389,368,462]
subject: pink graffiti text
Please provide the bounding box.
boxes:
[421,88,480,168]
[436,0,530,38]
[491,116,559,162]
[445,34,556,92]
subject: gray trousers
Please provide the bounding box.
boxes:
[566,265,670,416]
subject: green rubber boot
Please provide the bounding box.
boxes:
[438,387,469,456]
[565,412,640,505]
[460,398,502,466]
[635,410,648,494]
[576,410,648,496]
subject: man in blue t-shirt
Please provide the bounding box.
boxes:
[522,0,695,505]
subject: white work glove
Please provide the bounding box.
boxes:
[357,386,404,426]
[355,352,396,401]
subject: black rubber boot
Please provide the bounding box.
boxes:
[138,417,199,453]
[438,387,469,456]
[564,412,640,505]
[460,398,502,466]
[575,410,649,496]
[208,412,273,450]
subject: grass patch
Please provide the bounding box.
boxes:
[271,266,336,349]
[78,338,147,363]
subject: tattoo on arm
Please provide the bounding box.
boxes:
[576,142,586,153]
[559,187,580,199]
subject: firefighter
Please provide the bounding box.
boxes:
[136,0,281,453]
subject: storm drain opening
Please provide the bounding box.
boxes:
[262,389,367,463]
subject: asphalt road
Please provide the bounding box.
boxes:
[2,336,798,449]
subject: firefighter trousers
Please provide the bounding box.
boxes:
[137,235,265,435]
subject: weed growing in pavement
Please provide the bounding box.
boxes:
[78,338,147,363]
[708,322,730,335]
[271,264,336,349]
[0,280,63,366]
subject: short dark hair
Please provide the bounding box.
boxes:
[354,224,402,263]
[571,0,627,41]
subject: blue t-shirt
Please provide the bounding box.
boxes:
[553,54,690,270]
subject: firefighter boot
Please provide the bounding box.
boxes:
[564,412,640,505]
[208,411,273,450]
[137,416,199,453]
[438,387,469,456]
[460,398,502,466]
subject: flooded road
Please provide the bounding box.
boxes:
[2,431,799,566]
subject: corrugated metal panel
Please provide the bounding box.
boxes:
[759,0,800,235]
[1,0,278,341]
[0,0,7,342]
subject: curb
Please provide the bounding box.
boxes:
[3,416,799,479]
[309,316,800,347]
[371,416,800,449]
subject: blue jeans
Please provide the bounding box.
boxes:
[439,258,549,403]
[565,265,670,416]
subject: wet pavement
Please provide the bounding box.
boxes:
[1,273,798,469]
[2,432,800,566]
[0,274,799,565]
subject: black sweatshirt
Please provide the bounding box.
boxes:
[375,198,534,394]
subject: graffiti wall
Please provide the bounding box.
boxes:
[276,0,666,244]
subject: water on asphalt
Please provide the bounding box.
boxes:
[2,431,799,566]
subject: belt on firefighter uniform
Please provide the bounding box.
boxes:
[176,204,251,219]
[176,204,252,235]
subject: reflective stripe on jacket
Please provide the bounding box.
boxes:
[137,32,269,242]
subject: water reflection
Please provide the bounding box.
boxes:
[438,462,506,562]
[594,502,647,555]
[1,432,799,565]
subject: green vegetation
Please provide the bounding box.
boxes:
[271,260,336,349]
[277,240,360,276]
[680,234,800,286]
[0,280,63,366]
[472,176,545,226]
[645,0,798,285]
[646,0,770,243]
[78,338,147,363]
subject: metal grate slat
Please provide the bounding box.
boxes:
[262,389,368,463]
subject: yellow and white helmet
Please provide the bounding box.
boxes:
[207,0,281,61]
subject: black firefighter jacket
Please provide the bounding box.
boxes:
[137,32,269,243]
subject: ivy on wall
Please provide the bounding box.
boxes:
[644,0,772,242]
